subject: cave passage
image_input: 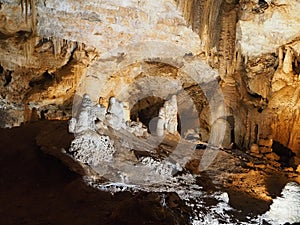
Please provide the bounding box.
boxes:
[130,96,182,134]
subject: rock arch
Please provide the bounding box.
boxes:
[73,41,229,153]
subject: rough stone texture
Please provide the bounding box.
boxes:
[125,121,148,137]
[235,40,300,158]
[237,0,300,57]
[140,157,182,177]
[36,0,201,54]
[216,1,300,162]
[69,131,115,165]
[0,33,94,126]
[263,182,300,224]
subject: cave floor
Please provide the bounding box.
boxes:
[0,120,299,224]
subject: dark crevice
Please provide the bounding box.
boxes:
[248,91,263,99]
[272,141,296,167]
[0,64,3,74]
[292,56,300,74]
[42,70,55,80]
[29,71,55,88]
[227,115,235,144]
[253,0,269,14]
[62,41,78,65]
[130,96,165,131]
[258,0,269,9]
[257,107,263,113]
[4,70,12,87]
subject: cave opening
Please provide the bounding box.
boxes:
[130,96,181,134]
[29,71,55,88]
[272,141,296,167]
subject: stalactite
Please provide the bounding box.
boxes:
[175,0,239,76]
[24,38,33,61]
[30,0,36,34]
[278,47,283,68]
[20,0,37,34]
[51,37,65,57]
[282,47,293,74]
[49,37,81,58]
[20,0,29,24]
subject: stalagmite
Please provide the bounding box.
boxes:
[156,95,178,136]
[156,107,166,137]
[106,97,125,130]
[68,94,115,164]
[283,47,294,74]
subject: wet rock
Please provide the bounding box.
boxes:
[263,182,300,225]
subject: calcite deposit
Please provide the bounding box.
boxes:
[156,95,178,136]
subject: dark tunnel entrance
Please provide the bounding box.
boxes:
[130,96,181,134]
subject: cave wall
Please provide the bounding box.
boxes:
[235,1,300,159]
[176,0,300,158]
[0,0,202,126]
[0,0,299,160]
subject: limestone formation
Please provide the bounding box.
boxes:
[69,94,106,134]
[68,118,76,133]
[184,128,200,140]
[263,182,300,225]
[106,97,125,131]
[156,107,166,137]
[67,94,116,165]
[165,95,178,134]
[140,157,182,177]
[250,143,260,155]
[125,121,148,137]
[69,131,115,165]
[156,95,178,136]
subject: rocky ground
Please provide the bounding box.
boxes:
[0,120,299,224]
[0,120,191,225]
